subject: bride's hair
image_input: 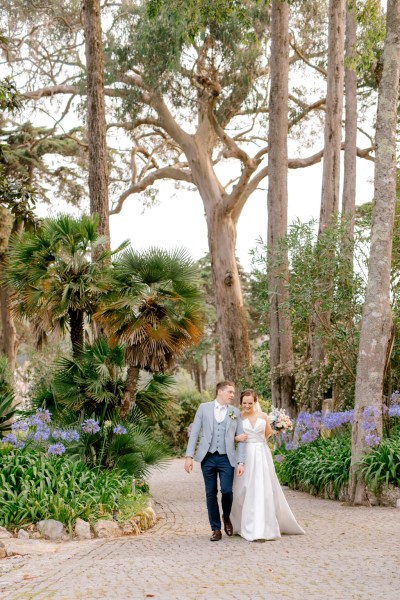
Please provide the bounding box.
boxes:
[239,389,258,404]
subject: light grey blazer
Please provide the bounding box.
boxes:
[186,401,246,467]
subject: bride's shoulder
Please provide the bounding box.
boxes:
[258,412,269,421]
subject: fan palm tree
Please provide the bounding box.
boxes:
[4,213,115,357]
[97,247,204,415]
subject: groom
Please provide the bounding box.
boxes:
[184,381,245,541]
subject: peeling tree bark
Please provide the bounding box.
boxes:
[267,1,295,414]
[349,0,400,505]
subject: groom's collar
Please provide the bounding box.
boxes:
[214,399,227,408]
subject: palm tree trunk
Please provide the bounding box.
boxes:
[68,308,84,356]
[121,364,140,417]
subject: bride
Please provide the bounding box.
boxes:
[230,389,305,541]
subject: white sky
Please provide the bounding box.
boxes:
[109,156,375,271]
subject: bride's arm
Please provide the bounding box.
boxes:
[235,433,248,442]
[261,414,273,438]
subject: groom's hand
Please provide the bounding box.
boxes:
[236,464,245,477]
[184,457,193,473]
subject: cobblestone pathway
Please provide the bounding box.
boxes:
[0,458,399,600]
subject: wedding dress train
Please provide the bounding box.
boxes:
[230,417,305,541]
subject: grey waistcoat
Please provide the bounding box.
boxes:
[208,413,228,454]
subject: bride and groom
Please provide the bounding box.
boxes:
[184,381,304,541]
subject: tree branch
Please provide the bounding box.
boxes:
[110,167,193,215]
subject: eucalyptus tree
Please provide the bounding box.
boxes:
[350,0,400,505]
[267,0,294,412]
[1,0,376,384]
[82,0,110,254]
[341,0,357,249]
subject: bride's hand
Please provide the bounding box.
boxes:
[235,433,248,442]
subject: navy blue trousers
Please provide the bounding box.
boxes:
[201,452,235,531]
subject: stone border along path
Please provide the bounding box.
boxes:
[0,457,399,600]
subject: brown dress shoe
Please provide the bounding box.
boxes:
[223,517,233,536]
[210,530,222,541]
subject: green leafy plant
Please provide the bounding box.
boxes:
[0,448,132,528]
[357,437,400,492]
[277,435,352,499]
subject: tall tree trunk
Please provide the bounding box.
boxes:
[349,0,400,505]
[311,0,346,409]
[0,207,18,373]
[267,0,295,414]
[341,2,358,249]
[206,207,252,386]
[319,0,346,233]
[121,364,140,417]
[82,0,110,255]
[68,308,84,357]
[186,140,252,389]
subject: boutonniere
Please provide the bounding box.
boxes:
[228,411,237,420]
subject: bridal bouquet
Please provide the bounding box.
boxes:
[269,407,293,432]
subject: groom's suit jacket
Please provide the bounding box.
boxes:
[186,401,246,467]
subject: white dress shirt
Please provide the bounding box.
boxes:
[214,400,227,423]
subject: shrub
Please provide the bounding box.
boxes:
[357,437,400,492]
[148,383,207,454]
[277,435,351,499]
[0,447,134,528]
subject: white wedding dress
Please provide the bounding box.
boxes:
[230,417,305,541]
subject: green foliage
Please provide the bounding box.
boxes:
[0,76,21,112]
[281,219,368,408]
[277,435,352,499]
[0,356,17,432]
[357,437,400,492]
[0,448,132,528]
[47,337,126,418]
[26,340,173,475]
[147,382,207,454]
[4,213,113,348]
[109,0,268,112]
[74,412,171,477]
[99,246,204,373]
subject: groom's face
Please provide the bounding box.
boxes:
[218,385,235,405]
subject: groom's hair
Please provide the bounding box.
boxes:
[216,380,235,394]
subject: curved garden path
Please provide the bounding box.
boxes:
[0,458,399,599]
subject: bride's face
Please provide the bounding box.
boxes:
[241,395,256,413]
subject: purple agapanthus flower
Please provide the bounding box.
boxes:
[1,433,18,445]
[274,454,285,463]
[81,419,101,434]
[113,425,127,435]
[61,429,80,442]
[388,404,400,418]
[47,443,66,455]
[300,429,320,444]
[33,427,51,442]
[365,433,381,447]
[11,420,28,432]
[322,410,354,430]
[285,441,298,451]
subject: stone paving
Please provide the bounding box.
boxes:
[0,458,399,600]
